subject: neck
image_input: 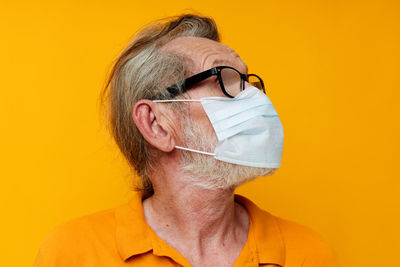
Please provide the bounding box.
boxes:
[142,166,249,254]
[148,187,235,238]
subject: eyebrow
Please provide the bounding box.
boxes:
[211,59,249,74]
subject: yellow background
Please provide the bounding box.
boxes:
[1,0,399,266]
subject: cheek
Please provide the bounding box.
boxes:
[188,104,217,140]
[204,119,217,141]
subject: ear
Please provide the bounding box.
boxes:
[132,100,176,152]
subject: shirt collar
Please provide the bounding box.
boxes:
[115,191,285,266]
[115,191,153,260]
[234,194,285,266]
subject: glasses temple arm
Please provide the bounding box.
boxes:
[166,68,217,96]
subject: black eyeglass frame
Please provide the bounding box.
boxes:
[165,66,266,98]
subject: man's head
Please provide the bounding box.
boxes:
[156,36,277,190]
[100,14,277,195]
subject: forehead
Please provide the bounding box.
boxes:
[161,36,248,74]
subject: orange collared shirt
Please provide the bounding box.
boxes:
[34,192,339,266]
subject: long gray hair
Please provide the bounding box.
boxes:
[99,14,220,195]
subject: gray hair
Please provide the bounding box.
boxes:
[99,14,220,195]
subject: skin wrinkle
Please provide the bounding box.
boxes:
[211,58,249,74]
[160,39,201,76]
[202,52,247,75]
[162,36,247,79]
[145,184,239,242]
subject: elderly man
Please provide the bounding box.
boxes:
[34,14,339,267]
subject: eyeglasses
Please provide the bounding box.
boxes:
[165,66,266,98]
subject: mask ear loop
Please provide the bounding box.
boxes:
[152,99,215,156]
[175,146,216,156]
[153,99,201,103]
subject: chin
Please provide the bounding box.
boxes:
[182,156,278,191]
[223,167,278,190]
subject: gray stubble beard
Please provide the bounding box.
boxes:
[178,112,276,191]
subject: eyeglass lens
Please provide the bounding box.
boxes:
[220,68,241,97]
[220,68,264,97]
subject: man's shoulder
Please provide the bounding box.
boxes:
[237,195,340,266]
[273,215,334,249]
[273,216,340,266]
[238,195,330,245]
[44,206,116,243]
[264,211,340,266]
[34,206,118,266]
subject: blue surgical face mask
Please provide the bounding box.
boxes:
[153,86,284,168]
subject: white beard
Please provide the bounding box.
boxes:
[178,113,277,190]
